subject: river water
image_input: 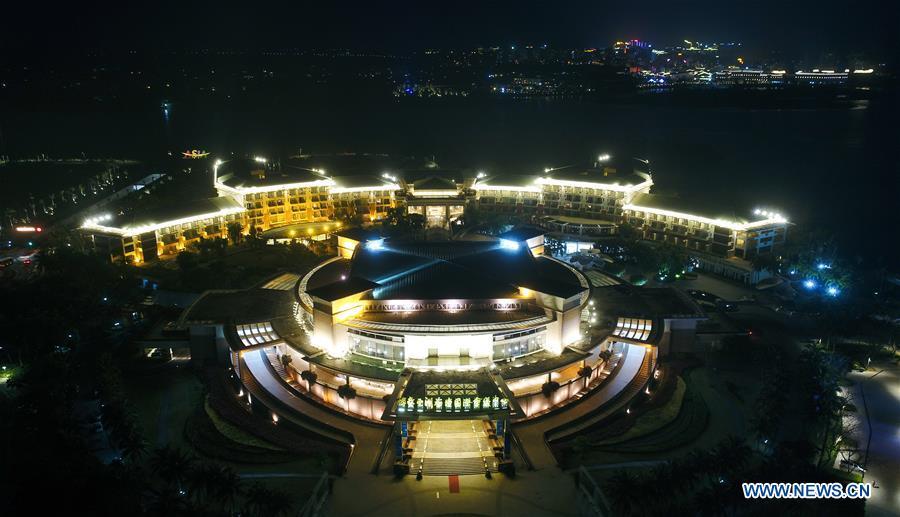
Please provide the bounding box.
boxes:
[1,94,896,262]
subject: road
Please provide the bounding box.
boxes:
[845,362,900,516]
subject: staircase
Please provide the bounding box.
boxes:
[411,420,500,476]
[421,456,495,476]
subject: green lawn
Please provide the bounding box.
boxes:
[204,398,285,451]
[125,362,204,451]
[594,376,687,447]
[578,366,760,465]
[139,245,325,292]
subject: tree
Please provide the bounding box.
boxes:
[243,483,293,517]
[300,369,318,386]
[617,222,640,241]
[212,465,242,514]
[541,380,560,398]
[337,380,357,400]
[227,222,244,245]
[604,470,641,515]
[248,225,262,248]
[189,462,226,507]
[578,364,593,388]
[150,446,194,493]
[750,252,779,273]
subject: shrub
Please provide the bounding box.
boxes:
[541,381,561,398]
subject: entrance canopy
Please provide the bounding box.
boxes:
[383,368,524,421]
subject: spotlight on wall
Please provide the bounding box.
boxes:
[365,238,385,251]
[499,239,519,251]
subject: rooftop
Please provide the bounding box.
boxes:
[216,154,446,190]
[89,195,243,235]
[180,288,295,325]
[410,176,458,191]
[540,159,651,188]
[306,277,380,302]
[590,284,704,320]
[343,239,586,301]
[628,192,751,225]
[335,227,383,243]
[498,226,546,242]
[474,174,542,189]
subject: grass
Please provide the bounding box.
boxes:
[593,377,687,446]
[204,398,285,452]
[593,376,709,454]
[140,245,325,292]
[184,406,302,464]
[124,361,204,450]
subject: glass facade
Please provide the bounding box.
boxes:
[492,327,546,360]
[349,329,405,361]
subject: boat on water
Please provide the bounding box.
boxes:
[182,150,210,159]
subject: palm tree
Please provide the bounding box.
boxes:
[120,428,148,464]
[212,465,242,515]
[243,483,295,517]
[714,436,752,478]
[188,462,224,508]
[604,470,642,516]
[150,446,194,493]
[227,222,244,246]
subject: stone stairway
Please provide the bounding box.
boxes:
[411,420,499,476]
[421,456,495,476]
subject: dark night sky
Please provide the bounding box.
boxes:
[1,1,894,58]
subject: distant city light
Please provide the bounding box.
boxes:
[253,156,267,163]
[499,239,520,251]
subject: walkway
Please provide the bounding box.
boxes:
[844,363,900,516]
[412,420,497,476]
[260,272,301,291]
[513,344,651,468]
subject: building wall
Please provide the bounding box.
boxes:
[473,182,647,219]
[88,173,785,266]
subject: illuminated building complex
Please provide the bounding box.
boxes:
[81,154,788,281]
[177,227,707,475]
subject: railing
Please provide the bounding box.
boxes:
[575,466,611,516]
[298,472,331,517]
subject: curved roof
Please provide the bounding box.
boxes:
[351,240,580,300]
[304,238,587,304]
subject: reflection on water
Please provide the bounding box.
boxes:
[1,96,896,261]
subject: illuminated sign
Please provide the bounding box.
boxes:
[365,300,523,312]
